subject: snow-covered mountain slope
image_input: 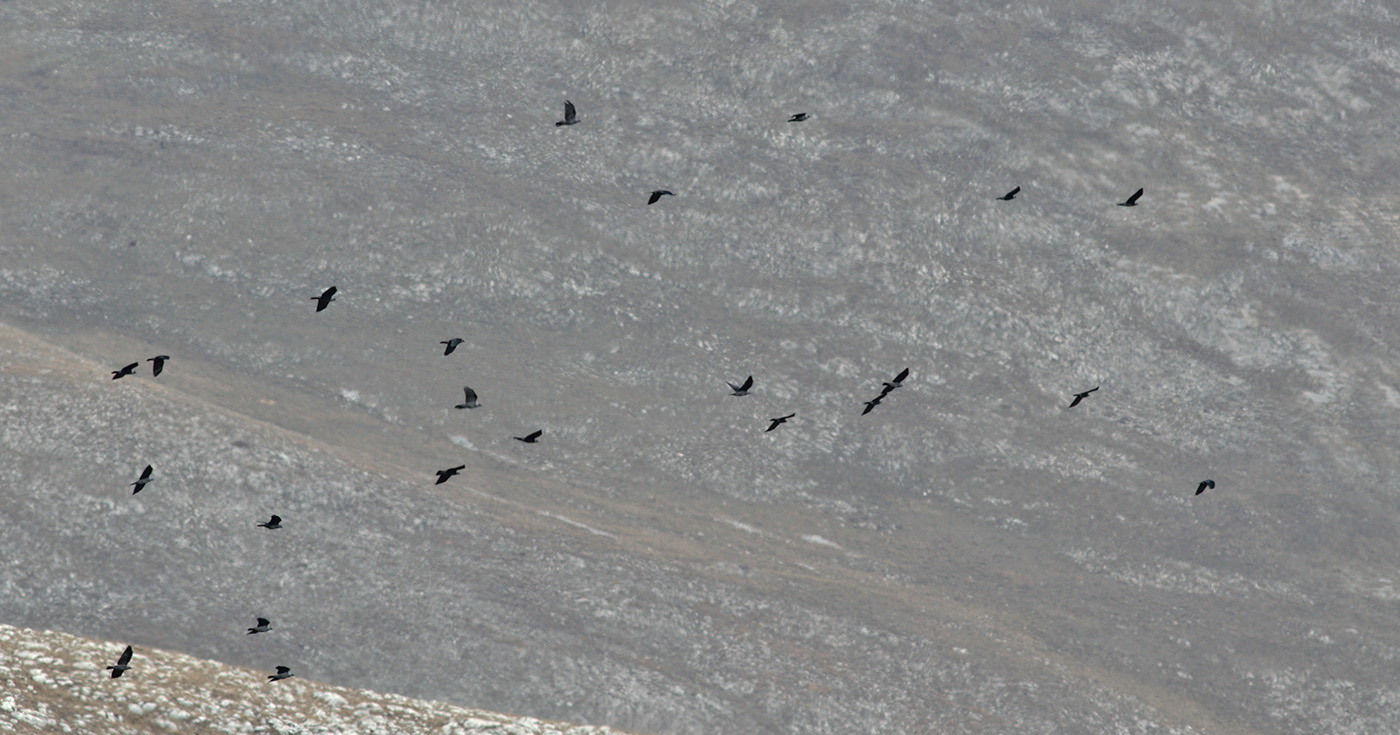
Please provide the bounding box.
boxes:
[3,1,1400,733]
[0,624,621,735]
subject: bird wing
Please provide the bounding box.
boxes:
[140,465,153,480]
[893,368,909,383]
[269,515,281,524]
[526,430,543,441]
[648,191,662,204]
[740,375,753,391]
[1127,188,1143,204]
[765,420,780,431]
[452,464,466,472]
[117,645,133,666]
[325,286,337,298]
[276,666,291,674]
[1068,395,1083,407]
[1008,186,1020,197]
[564,100,575,119]
[256,618,270,627]
[463,386,477,403]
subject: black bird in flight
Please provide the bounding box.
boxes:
[765,413,796,432]
[788,112,808,122]
[647,190,674,205]
[1067,386,1099,408]
[1195,479,1215,496]
[130,465,155,495]
[455,386,480,409]
[247,618,272,635]
[146,355,170,377]
[556,100,578,126]
[514,430,543,444]
[881,367,910,394]
[862,396,883,415]
[998,186,1020,201]
[267,666,295,682]
[312,286,337,312]
[256,515,282,530]
[440,338,464,355]
[1118,188,1144,207]
[435,465,465,485]
[111,362,139,380]
[727,375,753,396]
[107,645,134,678]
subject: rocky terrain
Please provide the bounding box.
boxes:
[4,1,1400,734]
[0,623,622,735]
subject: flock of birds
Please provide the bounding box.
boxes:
[96,100,1216,689]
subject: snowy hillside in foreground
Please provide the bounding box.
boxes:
[0,624,622,735]
[4,0,1400,733]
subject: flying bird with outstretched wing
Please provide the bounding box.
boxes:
[129,465,155,495]
[765,413,796,432]
[1067,386,1099,408]
[455,387,480,409]
[435,465,466,485]
[106,645,134,678]
[556,100,578,126]
[312,286,337,312]
[267,666,295,682]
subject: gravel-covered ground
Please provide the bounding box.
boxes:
[3,1,1400,733]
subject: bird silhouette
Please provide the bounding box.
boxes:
[256,515,282,530]
[440,338,464,356]
[111,362,139,380]
[106,645,134,678]
[130,465,155,495]
[435,465,465,485]
[998,186,1020,201]
[1118,188,1143,207]
[1195,480,1215,496]
[312,286,337,312]
[247,618,272,635]
[556,100,578,126]
[862,396,882,415]
[514,430,543,444]
[146,355,170,377]
[1067,386,1099,408]
[788,112,808,122]
[267,666,294,682]
[647,190,674,205]
[881,367,910,394]
[765,413,796,432]
[455,387,480,409]
[727,376,754,396]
